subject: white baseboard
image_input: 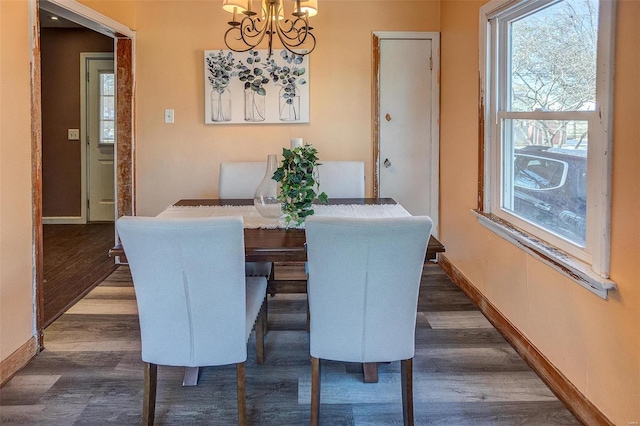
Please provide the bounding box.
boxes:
[42,216,85,225]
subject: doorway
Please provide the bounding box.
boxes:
[373,32,440,236]
[33,0,135,339]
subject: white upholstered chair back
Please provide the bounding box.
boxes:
[219,162,272,277]
[306,216,433,363]
[219,162,267,199]
[316,161,365,198]
[116,216,264,367]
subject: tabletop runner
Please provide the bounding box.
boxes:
[157,203,412,229]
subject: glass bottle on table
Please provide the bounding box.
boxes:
[254,154,283,218]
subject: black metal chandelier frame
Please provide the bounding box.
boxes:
[224,0,316,59]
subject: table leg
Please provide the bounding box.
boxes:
[183,367,199,386]
[363,362,378,383]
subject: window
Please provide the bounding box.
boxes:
[479,0,616,297]
[100,72,115,143]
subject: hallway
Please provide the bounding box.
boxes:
[43,223,117,326]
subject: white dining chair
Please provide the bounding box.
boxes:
[316,161,365,198]
[305,216,433,426]
[219,161,267,199]
[219,161,272,278]
[116,216,267,426]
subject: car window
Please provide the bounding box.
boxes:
[515,155,568,190]
[577,168,587,200]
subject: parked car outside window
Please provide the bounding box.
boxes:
[512,145,587,246]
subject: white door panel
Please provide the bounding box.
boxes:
[379,38,433,217]
[86,56,115,222]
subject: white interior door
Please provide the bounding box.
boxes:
[86,55,115,222]
[377,34,439,235]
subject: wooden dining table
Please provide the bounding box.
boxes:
[110,198,445,385]
[171,197,445,262]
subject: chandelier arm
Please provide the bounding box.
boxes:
[242,16,270,48]
[274,18,316,54]
[224,15,269,53]
[279,16,315,48]
[280,33,316,56]
[275,18,306,43]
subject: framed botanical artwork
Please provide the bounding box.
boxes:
[204,49,310,124]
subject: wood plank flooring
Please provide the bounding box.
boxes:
[43,223,118,327]
[0,264,581,425]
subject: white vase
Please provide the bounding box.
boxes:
[254,154,283,218]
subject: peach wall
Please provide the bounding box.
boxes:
[133,0,440,215]
[0,1,36,360]
[440,0,639,423]
[77,0,136,30]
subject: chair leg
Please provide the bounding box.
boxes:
[182,367,200,386]
[255,300,266,365]
[306,297,310,333]
[236,362,247,426]
[363,362,379,383]
[310,357,321,426]
[266,263,275,335]
[263,295,269,336]
[143,362,157,426]
[401,358,414,426]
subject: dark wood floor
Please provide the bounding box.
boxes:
[43,223,118,327]
[1,263,580,425]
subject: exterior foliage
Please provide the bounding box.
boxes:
[509,0,597,148]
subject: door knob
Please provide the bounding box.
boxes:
[384,158,391,168]
[385,113,391,122]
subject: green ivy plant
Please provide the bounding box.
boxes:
[272,144,328,226]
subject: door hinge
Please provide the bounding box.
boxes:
[429,57,433,71]
[87,199,90,209]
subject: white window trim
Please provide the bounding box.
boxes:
[478,0,617,299]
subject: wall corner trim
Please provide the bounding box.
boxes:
[0,337,37,387]
[438,255,614,426]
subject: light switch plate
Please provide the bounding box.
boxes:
[68,129,80,140]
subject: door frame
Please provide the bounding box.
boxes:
[81,52,115,224]
[372,31,440,236]
[31,0,136,345]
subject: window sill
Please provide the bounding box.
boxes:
[473,210,616,299]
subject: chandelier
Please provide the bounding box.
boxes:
[222,0,317,59]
